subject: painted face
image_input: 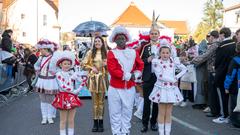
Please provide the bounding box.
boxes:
[60,60,71,72]
[160,48,171,61]
[115,34,127,48]
[150,29,160,42]
[94,38,103,49]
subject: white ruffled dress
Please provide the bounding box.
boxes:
[149,58,186,103]
[34,55,59,94]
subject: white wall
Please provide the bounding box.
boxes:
[223,8,240,33]
[5,0,59,45]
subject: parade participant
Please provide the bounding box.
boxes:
[149,44,187,135]
[34,39,58,124]
[139,11,160,132]
[51,50,87,135]
[107,26,144,135]
[82,36,109,132]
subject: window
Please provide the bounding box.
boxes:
[22,32,26,37]
[21,14,25,19]
[236,10,240,24]
[43,14,47,26]
[237,14,240,24]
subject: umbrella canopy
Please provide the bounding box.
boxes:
[73,20,110,37]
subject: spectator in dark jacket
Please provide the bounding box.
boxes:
[224,41,240,127]
[224,28,240,127]
[213,27,236,124]
[192,30,221,117]
[23,48,38,92]
[0,29,13,53]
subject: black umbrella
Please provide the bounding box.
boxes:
[73,20,110,37]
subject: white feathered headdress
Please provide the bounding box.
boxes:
[51,50,76,69]
[36,39,59,51]
[151,11,160,31]
[159,36,177,58]
[109,26,131,43]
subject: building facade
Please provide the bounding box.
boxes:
[1,0,60,45]
[223,4,240,32]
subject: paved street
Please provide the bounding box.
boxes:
[0,92,239,135]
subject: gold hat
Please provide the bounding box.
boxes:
[151,11,160,31]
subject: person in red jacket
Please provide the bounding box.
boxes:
[107,26,144,135]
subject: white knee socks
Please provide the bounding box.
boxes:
[165,123,172,135]
[68,128,74,135]
[47,103,55,118]
[40,102,47,119]
[60,128,74,135]
[60,129,66,135]
[158,123,164,135]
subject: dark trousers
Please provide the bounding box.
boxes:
[142,78,158,126]
[216,84,229,118]
[229,94,237,114]
[26,74,33,90]
[182,89,194,102]
[229,94,240,127]
[208,72,220,115]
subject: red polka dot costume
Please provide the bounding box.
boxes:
[51,51,87,110]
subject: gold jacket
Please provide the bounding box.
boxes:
[82,50,109,93]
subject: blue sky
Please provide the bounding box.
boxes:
[59,0,240,32]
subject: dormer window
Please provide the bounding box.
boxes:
[235,10,240,24]
[22,32,26,37]
[21,14,25,19]
[43,14,47,26]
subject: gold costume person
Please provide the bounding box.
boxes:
[82,36,109,132]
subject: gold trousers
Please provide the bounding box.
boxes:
[91,92,105,119]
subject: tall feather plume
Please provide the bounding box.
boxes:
[151,10,160,31]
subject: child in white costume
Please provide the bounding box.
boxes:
[149,45,187,135]
[51,50,87,135]
[34,39,59,124]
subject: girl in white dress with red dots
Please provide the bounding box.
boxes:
[149,44,187,135]
[51,51,87,135]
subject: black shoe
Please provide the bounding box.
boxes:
[192,104,206,110]
[92,119,98,132]
[141,125,148,133]
[206,113,218,117]
[150,124,158,131]
[98,119,104,132]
